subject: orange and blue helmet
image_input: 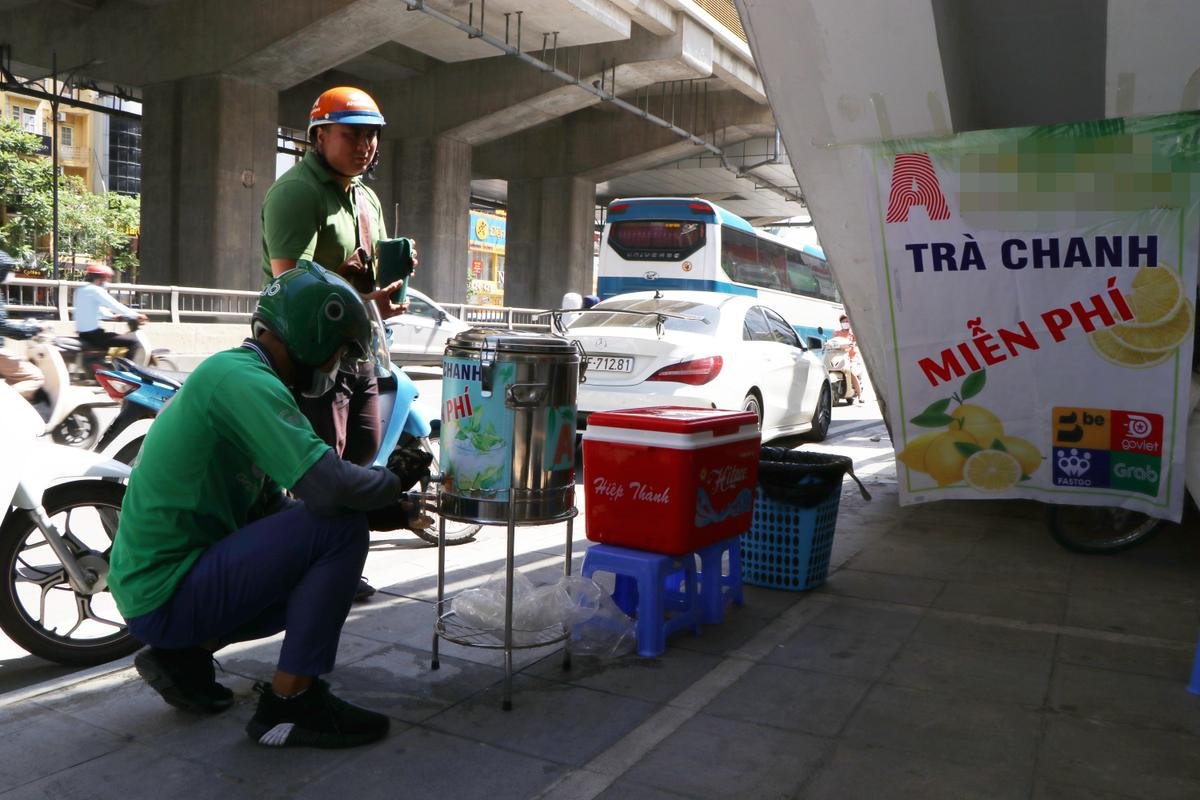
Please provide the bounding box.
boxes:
[307,87,386,139]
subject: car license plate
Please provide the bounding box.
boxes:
[587,355,634,373]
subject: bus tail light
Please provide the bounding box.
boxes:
[647,356,723,385]
[688,202,711,214]
[609,203,629,215]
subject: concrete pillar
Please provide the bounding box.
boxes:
[140,75,277,290]
[505,176,596,309]
[395,136,472,303]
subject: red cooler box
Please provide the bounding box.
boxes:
[583,407,761,555]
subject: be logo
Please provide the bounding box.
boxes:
[884,153,950,223]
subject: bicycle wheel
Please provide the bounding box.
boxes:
[408,436,482,546]
[1044,503,1163,554]
[0,480,139,666]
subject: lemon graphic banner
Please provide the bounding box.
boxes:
[866,112,1200,520]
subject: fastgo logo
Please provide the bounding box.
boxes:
[885,153,950,223]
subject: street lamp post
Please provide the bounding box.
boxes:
[51,52,59,280]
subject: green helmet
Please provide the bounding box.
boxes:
[253,260,371,367]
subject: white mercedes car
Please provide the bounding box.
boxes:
[385,288,470,366]
[568,291,832,442]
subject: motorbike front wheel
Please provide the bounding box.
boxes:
[50,407,101,449]
[1044,503,1163,554]
[0,480,139,666]
[408,436,483,546]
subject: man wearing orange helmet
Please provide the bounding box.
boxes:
[261,86,413,467]
[74,264,148,363]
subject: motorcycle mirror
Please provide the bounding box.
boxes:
[806,336,823,351]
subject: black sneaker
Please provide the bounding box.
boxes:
[134,647,234,714]
[354,577,376,603]
[245,680,390,748]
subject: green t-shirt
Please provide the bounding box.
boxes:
[260,150,387,283]
[108,347,330,618]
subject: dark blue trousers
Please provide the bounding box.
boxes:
[126,504,368,676]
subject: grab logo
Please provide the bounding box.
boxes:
[885,153,950,223]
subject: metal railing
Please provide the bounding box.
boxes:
[3,276,551,331]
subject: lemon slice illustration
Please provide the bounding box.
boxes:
[963,449,1022,492]
[1089,328,1173,368]
[1108,299,1193,353]
[1126,266,1183,325]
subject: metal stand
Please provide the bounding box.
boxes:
[430,499,576,711]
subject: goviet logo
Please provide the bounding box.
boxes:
[885,153,950,223]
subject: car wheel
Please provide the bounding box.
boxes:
[742,392,763,429]
[806,383,832,442]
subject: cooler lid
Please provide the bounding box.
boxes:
[587,406,759,436]
[447,327,577,355]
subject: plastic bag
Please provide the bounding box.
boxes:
[450,570,635,658]
[558,575,636,659]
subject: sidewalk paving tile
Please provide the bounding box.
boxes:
[801,741,1031,800]
[1048,662,1200,736]
[0,705,128,793]
[814,568,945,606]
[881,639,1053,705]
[423,673,658,766]
[841,683,1043,767]
[1038,715,1200,799]
[931,582,1068,625]
[1064,588,1200,641]
[761,622,908,681]
[522,648,725,704]
[1054,633,1195,680]
[908,614,1058,659]
[805,599,925,636]
[703,662,871,737]
[620,713,830,799]
[291,727,567,800]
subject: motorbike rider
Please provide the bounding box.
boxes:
[73,264,147,363]
[108,262,419,749]
[0,260,46,401]
[838,313,866,404]
[261,86,415,600]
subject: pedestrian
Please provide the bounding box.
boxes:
[110,262,415,748]
[838,313,866,403]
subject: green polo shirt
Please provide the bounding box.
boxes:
[108,346,330,619]
[260,150,387,283]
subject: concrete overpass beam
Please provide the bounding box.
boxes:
[426,15,715,145]
[139,75,278,291]
[505,177,597,308]
[610,0,678,36]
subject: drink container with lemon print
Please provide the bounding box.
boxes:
[869,113,1200,522]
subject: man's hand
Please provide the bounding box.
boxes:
[336,247,370,280]
[367,279,410,319]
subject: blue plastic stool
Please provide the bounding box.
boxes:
[664,537,744,624]
[1188,636,1200,697]
[581,544,701,657]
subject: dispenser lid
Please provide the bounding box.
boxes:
[447,327,578,355]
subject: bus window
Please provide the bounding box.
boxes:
[786,250,820,296]
[607,220,705,261]
[722,227,759,284]
[756,239,790,291]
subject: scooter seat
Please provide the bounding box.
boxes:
[112,357,186,389]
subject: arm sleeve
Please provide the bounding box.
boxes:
[98,291,137,320]
[263,181,322,262]
[292,450,402,515]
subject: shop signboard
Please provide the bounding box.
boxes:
[867,113,1200,520]
[469,211,506,255]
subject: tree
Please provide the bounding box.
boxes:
[0,118,141,278]
[0,119,54,264]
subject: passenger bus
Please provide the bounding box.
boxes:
[597,197,843,343]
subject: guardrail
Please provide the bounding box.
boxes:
[3,276,551,331]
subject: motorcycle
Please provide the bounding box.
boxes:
[1044,369,1200,552]
[0,381,136,666]
[18,326,117,449]
[95,358,481,546]
[823,334,864,405]
[55,317,176,385]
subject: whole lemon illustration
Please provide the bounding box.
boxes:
[923,430,976,486]
[996,435,1042,477]
[950,404,1004,447]
[897,431,941,474]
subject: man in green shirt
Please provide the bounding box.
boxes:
[110,263,411,749]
